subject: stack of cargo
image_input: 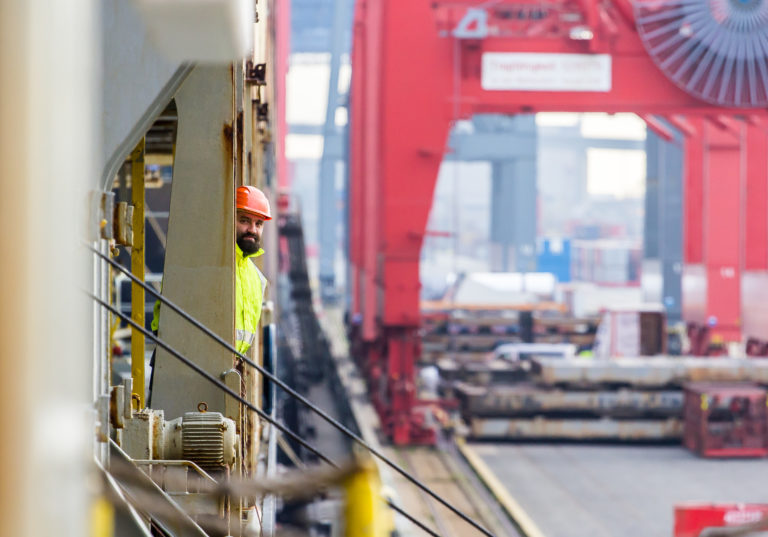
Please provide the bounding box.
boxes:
[420,308,598,363]
[592,304,666,357]
[445,356,768,443]
[570,239,642,285]
[683,383,768,457]
[421,312,522,363]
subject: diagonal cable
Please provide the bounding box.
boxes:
[94,294,442,537]
[90,245,496,537]
[387,502,443,537]
[93,294,335,467]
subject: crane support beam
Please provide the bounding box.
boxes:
[742,125,768,348]
[745,124,768,272]
[349,0,768,442]
[151,66,237,420]
[702,121,743,344]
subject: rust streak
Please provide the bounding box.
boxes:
[222,121,234,263]
[236,111,244,186]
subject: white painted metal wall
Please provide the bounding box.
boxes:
[0,0,98,535]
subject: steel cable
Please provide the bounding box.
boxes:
[93,294,335,466]
[90,245,496,537]
[94,294,442,537]
[388,502,444,537]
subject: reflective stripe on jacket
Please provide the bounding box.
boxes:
[236,244,267,354]
[150,245,267,355]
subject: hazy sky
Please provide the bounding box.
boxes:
[536,112,647,199]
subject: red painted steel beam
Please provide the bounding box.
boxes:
[361,0,382,343]
[742,121,768,345]
[275,0,291,190]
[744,123,768,271]
[641,115,675,142]
[702,120,743,343]
[437,4,759,116]
[349,1,365,325]
[667,115,698,139]
[349,0,768,442]
[682,119,744,346]
[681,119,707,346]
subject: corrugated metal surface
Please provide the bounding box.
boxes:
[455,384,682,418]
[571,239,642,285]
[469,417,683,440]
[438,359,531,384]
[440,357,768,387]
[423,334,518,350]
[536,357,768,387]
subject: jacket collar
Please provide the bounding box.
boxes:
[236,243,264,260]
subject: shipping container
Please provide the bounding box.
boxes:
[571,239,642,285]
[537,237,571,282]
[683,382,768,458]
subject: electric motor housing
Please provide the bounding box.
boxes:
[122,408,237,473]
[164,412,238,472]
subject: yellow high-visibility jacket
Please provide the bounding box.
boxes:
[150,245,267,355]
[235,244,267,354]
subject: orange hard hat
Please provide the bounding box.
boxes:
[236,185,272,220]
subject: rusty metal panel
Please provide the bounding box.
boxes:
[423,334,520,350]
[683,382,768,458]
[456,383,683,418]
[438,358,532,384]
[536,357,768,388]
[422,348,491,364]
[441,356,768,387]
[469,417,683,440]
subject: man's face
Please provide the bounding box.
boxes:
[236,209,265,255]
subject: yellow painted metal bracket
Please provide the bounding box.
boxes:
[130,139,146,408]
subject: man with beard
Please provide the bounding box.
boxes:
[148,186,271,402]
[233,185,271,354]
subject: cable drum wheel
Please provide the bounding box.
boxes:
[634,0,768,107]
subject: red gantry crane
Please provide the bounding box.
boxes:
[347,0,768,444]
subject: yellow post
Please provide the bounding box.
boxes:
[343,455,395,537]
[90,496,115,537]
[131,139,146,408]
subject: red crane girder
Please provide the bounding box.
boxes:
[348,0,768,443]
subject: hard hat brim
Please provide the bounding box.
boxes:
[236,206,272,220]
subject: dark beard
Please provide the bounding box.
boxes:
[237,234,261,255]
